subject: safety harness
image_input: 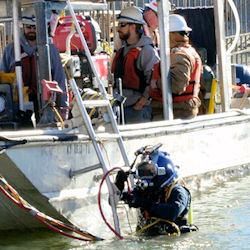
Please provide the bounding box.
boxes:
[136,179,198,236]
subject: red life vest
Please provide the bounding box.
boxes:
[111,47,147,92]
[10,47,37,95]
[149,45,202,102]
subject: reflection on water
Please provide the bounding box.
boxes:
[0,174,250,250]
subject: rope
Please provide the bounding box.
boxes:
[136,217,181,237]
[0,175,103,241]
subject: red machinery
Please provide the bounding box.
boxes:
[53,15,97,54]
[53,15,110,91]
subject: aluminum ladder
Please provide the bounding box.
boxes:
[66,0,130,235]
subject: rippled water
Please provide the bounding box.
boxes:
[1,174,250,250]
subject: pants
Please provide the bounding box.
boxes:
[124,105,152,124]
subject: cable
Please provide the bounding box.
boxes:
[98,166,131,239]
[0,175,103,241]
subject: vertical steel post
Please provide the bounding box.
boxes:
[157,0,173,120]
[6,0,12,44]
[12,0,24,111]
[112,2,116,41]
[107,2,111,45]
[34,2,52,82]
[214,0,230,112]
[34,1,55,124]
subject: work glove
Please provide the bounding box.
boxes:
[114,170,128,192]
[120,191,133,204]
[121,192,152,209]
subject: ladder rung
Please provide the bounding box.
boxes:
[82,100,110,108]
[96,133,121,140]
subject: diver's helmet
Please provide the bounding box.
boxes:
[135,151,179,189]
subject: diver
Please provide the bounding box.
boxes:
[115,146,198,236]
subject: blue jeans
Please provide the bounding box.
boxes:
[124,105,152,124]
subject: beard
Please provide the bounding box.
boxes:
[24,32,36,41]
[118,31,130,41]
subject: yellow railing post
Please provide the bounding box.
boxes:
[208,78,218,114]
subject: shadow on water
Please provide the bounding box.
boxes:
[1,173,250,250]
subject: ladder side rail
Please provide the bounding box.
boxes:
[66,0,107,99]
[66,0,130,167]
[68,76,121,235]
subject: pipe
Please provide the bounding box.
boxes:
[12,0,24,111]
[226,0,240,55]
[213,0,230,112]
[66,27,76,56]
[157,0,173,120]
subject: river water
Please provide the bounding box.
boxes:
[1,173,250,250]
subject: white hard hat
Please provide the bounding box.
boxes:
[22,7,36,25]
[118,7,146,25]
[145,0,158,13]
[169,14,192,32]
[145,0,172,13]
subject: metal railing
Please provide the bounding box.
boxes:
[172,0,249,64]
[226,32,250,65]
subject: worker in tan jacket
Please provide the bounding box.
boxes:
[150,14,202,119]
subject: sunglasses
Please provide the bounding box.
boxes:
[118,22,130,28]
[24,24,36,29]
[178,31,190,37]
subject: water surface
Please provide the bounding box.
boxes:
[1,174,250,250]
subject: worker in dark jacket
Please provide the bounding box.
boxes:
[116,150,198,235]
[0,7,68,123]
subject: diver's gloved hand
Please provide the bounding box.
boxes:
[120,191,133,204]
[121,192,152,209]
[129,195,152,209]
[114,170,128,192]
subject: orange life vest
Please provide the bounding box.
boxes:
[149,45,202,102]
[111,47,147,92]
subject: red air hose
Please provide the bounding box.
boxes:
[0,175,103,241]
[98,166,131,239]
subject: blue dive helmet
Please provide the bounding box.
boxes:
[152,151,179,189]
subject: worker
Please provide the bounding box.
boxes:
[113,0,170,52]
[149,14,202,119]
[111,6,159,124]
[141,0,160,47]
[0,7,69,123]
[116,149,198,235]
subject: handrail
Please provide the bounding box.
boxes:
[226,0,241,55]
